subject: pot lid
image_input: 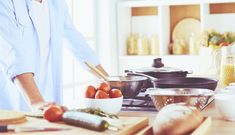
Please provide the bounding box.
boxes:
[127,66,183,73]
[126,58,184,73]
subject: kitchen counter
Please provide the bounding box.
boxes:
[119,100,235,135]
[3,101,235,135]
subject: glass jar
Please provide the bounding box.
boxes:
[220,45,235,87]
[127,33,138,55]
[137,35,150,55]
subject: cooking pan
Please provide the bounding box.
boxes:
[152,77,218,90]
[127,72,218,91]
[85,62,148,98]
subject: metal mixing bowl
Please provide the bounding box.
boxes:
[108,75,148,98]
[146,88,214,111]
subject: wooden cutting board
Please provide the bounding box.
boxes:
[3,116,148,135]
[0,110,27,125]
[136,117,211,135]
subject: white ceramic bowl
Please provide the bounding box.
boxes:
[84,96,123,114]
[215,91,235,121]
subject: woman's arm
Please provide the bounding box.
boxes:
[14,73,67,111]
[14,73,44,105]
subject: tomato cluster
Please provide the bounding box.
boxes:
[85,82,123,99]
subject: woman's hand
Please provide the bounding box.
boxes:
[31,102,68,112]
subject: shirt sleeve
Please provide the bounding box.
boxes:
[0,1,36,79]
[62,2,100,68]
[0,36,14,71]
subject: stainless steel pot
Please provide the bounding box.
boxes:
[107,75,148,98]
[85,62,149,99]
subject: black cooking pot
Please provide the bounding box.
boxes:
[125,58,190,79]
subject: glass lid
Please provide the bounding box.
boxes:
[126,58,184,73]
[128,66,183,73]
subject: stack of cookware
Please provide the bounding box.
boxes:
[109,58,217,99]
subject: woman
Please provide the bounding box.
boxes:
[0,0,108,111]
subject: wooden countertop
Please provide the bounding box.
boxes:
[3,101,235,135]
[119,100,235,135]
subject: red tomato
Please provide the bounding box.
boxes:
[85,85,97,98]
[43,105,64,122]
[109,89,123,98]
[97,82,111,93]
[95,90,109,99]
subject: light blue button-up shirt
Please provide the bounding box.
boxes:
[0,0,100,111]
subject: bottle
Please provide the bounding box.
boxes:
[137,34,150,55]
[142,35,150,55]
[173,39,185,55]
[149,34,160,56]
[189,32,196,55]
[219,45,235,87]
[137,34,143,55]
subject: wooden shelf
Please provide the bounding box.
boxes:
[132,7,158,16]
[210,3,235,14]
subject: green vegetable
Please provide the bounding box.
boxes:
[209,35,224,45]
[75,108,119,119]
[62,111,109,131]
[224,32,235,43]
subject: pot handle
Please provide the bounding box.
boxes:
[185,70,193,74]
[126,72,158,81]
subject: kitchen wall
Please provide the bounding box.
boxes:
[62,0,119,109]
[95,0,119,75]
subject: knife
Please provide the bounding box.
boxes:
[0,125,70,132]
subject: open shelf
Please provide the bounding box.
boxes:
[117,0,235,75]
[210,3,235,14]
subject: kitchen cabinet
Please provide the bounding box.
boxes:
[117,0,235,75]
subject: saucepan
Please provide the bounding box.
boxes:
[85,62,148,98]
